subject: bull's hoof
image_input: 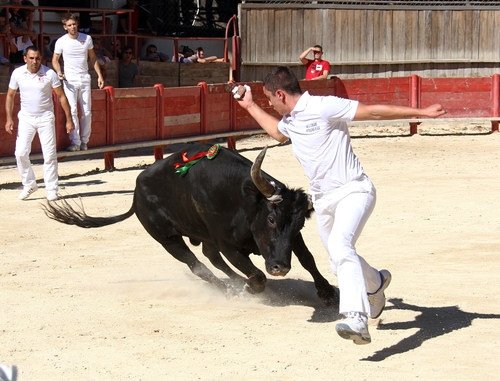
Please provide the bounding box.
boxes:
[318,285,340,307]
[243,282,265,295]
[243,273,267,294]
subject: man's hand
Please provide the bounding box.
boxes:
[424,104,447,118]
[232,85,253,110]
[5,120,14,135]
[97,76,104,89]
[66,120,75,134]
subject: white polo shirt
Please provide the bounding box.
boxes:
[54,32,93,79]
[278,91,363,196]
[9,64,61,116]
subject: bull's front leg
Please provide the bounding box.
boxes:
[292,233,339,307]
[219,246,267,294]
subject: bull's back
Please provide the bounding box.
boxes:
[133,144,256,243]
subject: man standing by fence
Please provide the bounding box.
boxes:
[5,46,74,201]
[52,13,104,152]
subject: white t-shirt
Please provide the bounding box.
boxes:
[8,64,61,116]
[53,32,93,79]
[277,91,363,197]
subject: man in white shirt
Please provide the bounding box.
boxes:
[234,66,446,345]
[52,12,104,152]
[4,46,74,201]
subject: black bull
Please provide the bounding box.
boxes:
[43,144,338,306]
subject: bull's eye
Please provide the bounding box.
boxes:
[267,215,276,227]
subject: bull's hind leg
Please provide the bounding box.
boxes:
[201,242,247,287]
[159,237,233,295]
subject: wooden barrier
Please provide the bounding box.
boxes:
[91,61,231,89]
[1,75,499,170]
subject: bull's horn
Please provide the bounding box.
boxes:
[251,146,276,198]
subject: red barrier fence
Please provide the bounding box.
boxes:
[1,75,499,168]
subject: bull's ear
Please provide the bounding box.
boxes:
[241,178,262,202]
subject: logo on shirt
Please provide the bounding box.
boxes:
[38,75,45,83]
[315,64,323,71]
[306,122,320,133]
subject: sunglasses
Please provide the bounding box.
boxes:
[147,50,157,54]
[124,51,133,54]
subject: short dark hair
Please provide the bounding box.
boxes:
[263,66,302,96]
[24,45,40,55]
[314,44,323,52]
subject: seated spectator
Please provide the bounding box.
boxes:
[118,0,157,36]
[119,45,141,88]
[42,35,53,61]
[9,0,37,63]
[92,36,113,81]
[141,43,169,62]
[0,13,16,66]
[111,37,123,59]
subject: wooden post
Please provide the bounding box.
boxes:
[104,86,115,169]
[492,74,499,133]
[154,84,165,159]
[410,74,421,135]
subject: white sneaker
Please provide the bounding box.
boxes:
[46,191,60,201]
[0,364,18,381]
[336,312,371,345]
[18,184,38,200]
[368,269,392,319]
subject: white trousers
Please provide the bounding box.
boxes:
[314,174,381,316]
[63,74,92,145]
[15,110,58,192]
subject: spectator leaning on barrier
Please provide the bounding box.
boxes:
[140,43,169,62]
[172,45,195,63]
[119,45,140,88]
[52,13,104,152]
[299,45,330,81]
[187,47,224,63]
[4,46,74,202]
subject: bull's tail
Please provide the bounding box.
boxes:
[42,198,135,228]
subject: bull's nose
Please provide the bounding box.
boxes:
[267,263,290,277]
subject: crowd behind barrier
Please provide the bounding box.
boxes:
[0,3,239,85]
[1,75,499,170]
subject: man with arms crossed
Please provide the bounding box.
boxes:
[5,46,74,201]
[234,67,446,345]
[52,13,104,152]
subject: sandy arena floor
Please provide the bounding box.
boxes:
[1,123,499,380]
